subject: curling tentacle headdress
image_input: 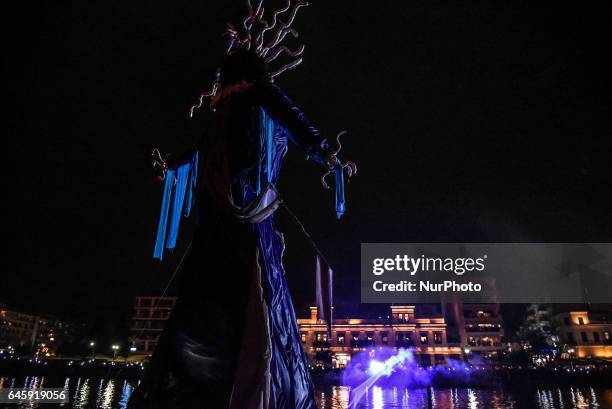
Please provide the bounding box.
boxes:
[189,0,309,118]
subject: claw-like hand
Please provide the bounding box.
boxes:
[321,131,358,190]
[151,148,168,181]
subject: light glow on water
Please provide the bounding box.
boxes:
[76,378,90,408]
[372,386,384,409]
[0,376,609,408]
[118,380,134,409]
[467,388,478,409]
[101,380,115,409]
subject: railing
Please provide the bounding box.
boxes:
[396,340,416,348]
[349,340,376,348]
[465,326,502,332]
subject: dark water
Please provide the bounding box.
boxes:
[1,376,611,408]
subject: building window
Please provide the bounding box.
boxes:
[333,353,350,369]
[366,332,374,341]
[578,317,585,325]
[567,332,575,344]
[301,333,307,343]
[420,354,431,367]
[433,332,442,345]
[316,333,328,342]
[350,332,360,349]
[580,332,588,343]
[396,313,409,323]
[420,332,428,344]
[468,336,477,347]
[593,332,600,343]
[337,334,345,345]
[481,337,493,347]
[381,332,388,345]
[604,331,611,344]
[563,317,570,326]
[434,354,445,366]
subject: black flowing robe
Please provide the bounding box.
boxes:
[129,81,328,409]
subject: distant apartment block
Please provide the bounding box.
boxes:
[35,316,77,355]
[0,304,78,356]
[0,307,38,349]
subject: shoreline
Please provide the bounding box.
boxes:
[1,359,611,389]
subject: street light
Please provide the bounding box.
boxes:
[111,344,120,361]
[464,348,471,363]
[89,341,96,361]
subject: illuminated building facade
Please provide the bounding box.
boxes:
[0,307,38,350]
[0,304,78,356]
[130,296,177,354]
[34,316,77,356]
[556,310,612,358]
[297,305,464,368]
[444,302,504,358]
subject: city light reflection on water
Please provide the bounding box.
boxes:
[0,377,610,408]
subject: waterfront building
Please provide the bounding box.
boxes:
[0,304,79,356]
[297,305,464,368]
[443,302,505,358]
[0,307,39,350]
[555,309,612,359]
[34,315,77,356]
[130,296,177,355]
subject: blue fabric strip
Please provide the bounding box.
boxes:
[335,168,345,219]
[153,152,199,261]
[153,168,176,260]
[265,111,274,184]
[166,164,190,250]
[256,107,275,194]
[184,152,199,216]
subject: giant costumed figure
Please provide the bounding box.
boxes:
[128,1,356,408]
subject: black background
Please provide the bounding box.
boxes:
[5,1,611,338]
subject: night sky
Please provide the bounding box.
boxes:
[6,2,611,335]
